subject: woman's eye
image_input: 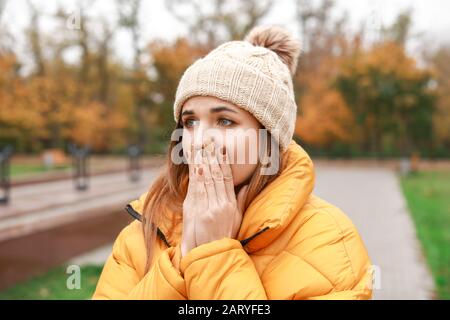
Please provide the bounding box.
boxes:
[182,118,234,128]
[218,118,234,126]
[182,119,198,128]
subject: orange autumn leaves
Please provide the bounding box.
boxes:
[0,54,127,152]
[0,35,444,155]
[295,40,437,153]
[0,37,205,153]
[295,55,354,147]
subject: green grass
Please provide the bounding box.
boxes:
[400,171,450,300]
[10,164,70,177]
[0,264,103,300]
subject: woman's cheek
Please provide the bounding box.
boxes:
[182,140,190,159]
[230,164,241,186]
[226,136,259,186]
[230,163,257,186]
[230,164,239,186]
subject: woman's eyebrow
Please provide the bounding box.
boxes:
[210,106,238,114]
[181,106,238,117]
[181,109,195,116]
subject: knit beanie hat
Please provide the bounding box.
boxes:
[173,25,301,152]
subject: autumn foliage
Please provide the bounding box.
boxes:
[0,1,449,158]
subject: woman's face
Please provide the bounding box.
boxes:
[180,96,263,187]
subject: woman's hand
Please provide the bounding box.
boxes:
[180,140,249,258]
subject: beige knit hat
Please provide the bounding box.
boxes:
[173,25,301,151]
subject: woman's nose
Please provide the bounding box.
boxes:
[191,135,217,164]
[193,129,215,150]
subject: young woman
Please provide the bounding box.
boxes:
[93,25,373,300]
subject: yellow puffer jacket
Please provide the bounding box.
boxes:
[92,140,373,300]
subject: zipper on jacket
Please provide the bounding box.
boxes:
[125,204,171,248]
[240,226,269,246]
[124,204,269,249]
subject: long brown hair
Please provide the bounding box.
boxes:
[141,120,287,273]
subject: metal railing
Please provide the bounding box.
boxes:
[68,144,90,191]
[127,144,141,182]
[0,146,13,204]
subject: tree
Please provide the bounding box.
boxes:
[426,45,450,154]
[293,0,354,150]
[381,8,414,47]
[26,0,46,76]
[116,0,154,148]
[165,0,274,48]
[0,0,14,54]
[147,37,205,136]
[335,41,436,157]
[0,0,130,153]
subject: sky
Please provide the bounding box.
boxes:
[1,0,450,71]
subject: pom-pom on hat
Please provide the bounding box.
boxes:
[173,25,301,151]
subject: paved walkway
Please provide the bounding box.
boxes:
[69,243,114,266]
[313,165,436,300]
[0,168,159,242]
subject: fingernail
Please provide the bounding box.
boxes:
[198,167,203,175]
[221,146,226,155]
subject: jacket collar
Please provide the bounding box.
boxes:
[236,140,315,252]
[126,140,315,253]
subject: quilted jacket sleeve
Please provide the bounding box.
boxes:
[92,222,267,299]
[179,238,267,299]
[261,206,373,300]
[92,223,186,300]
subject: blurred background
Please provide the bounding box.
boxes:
[0,0,448,300]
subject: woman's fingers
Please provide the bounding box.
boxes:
[201,148,217,209]
[188,143,202,193]
[217,145,236,203]
[185,151,192,198]
[193,163,208,202]
[185,143,195,178]
[182,143,198,256]
[186,143,205,203]
[185,143,198,199]
[186,139,235,209]
[205,143,228,204]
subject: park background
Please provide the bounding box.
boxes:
[0,0,449,299]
